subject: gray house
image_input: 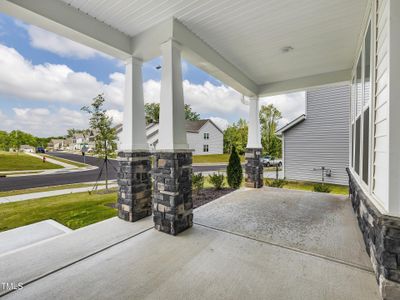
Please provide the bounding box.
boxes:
[277,85,350,185]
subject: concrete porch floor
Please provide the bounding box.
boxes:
[0,188,379,299]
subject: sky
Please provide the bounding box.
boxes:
[0,12,305,138]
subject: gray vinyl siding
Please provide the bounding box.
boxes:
[283,85,350,185]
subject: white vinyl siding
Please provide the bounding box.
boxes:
[283,85,350,185]
[187,122,223,155]
[373,0,389,206]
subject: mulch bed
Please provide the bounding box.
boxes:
[192,188,235,209]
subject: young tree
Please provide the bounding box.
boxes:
[259,104,282,157]
[144,103,200,124]
[144,103,160,124]
[81,94,117,158]
[227,145,243,188]
[184,104,200,121]
[223,118,248,155]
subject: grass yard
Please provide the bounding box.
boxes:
[193,154,245,164]
[281,180,348,195]
[44,154,87,168]
[0,151,62,171]
[0,190,117,232]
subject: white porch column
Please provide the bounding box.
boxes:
[117,57,152,223]
[158,39,188,150]
[121,57,148,151]
[245,96,263,188]
[153,39,193,235]
[246,97,262,149]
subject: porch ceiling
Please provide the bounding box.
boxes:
[63,0,367,83]
[1,0,369,96]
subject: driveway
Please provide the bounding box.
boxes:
[0,188,379,299]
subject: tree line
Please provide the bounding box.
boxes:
[0,130,54,151]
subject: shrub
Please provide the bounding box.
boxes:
[313,183,331,193]
[227,145,242,188]
[192,173,204,194]
[209,173,225,190]
[268,179,287,188]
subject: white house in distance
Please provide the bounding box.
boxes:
[115,119,223,155]
[277,85,350,185]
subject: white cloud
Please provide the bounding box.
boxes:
[260,92,305,127]
[16,21,111,60]
[106,109,123,125]
[2,107,88,137]
[0,44,123,106]
[209,117,229,131]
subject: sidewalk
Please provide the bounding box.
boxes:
[0,181,118,204]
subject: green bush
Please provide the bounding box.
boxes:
[192,173,204,194]
[268,179,287,188]
[313,183,331,193]
[227,145,242,188]
[208,173,225,190]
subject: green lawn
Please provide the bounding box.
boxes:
[281,180,348,195]
[0,190,117,232]
[193,154,245,164]
[0,182,106,197]
[0,151,62,171]
[44,154,87,168]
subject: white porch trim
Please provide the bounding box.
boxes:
[246,97,262,149]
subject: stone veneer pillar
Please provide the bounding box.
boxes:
[245,148,263,188]
[117,151,152,222]
[152,151,193,235]
[347,168,400,299]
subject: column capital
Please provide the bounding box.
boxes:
[160,38,182,51]
[124,56,143,66]
[249,96,259,101]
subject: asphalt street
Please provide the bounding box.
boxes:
[0,152,228,191]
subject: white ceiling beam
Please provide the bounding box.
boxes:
[0,0,132,60]
[132,18,259,96]
[258,69,352,97]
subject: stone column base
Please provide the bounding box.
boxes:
[347,168,400,300]
[245,148,263,188]
[117,151,152,222]
[152,151,193,235]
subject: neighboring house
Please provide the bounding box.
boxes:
[48,139,66,151]
[116,119,223,155]
[277,85,350,185]
[19,145,35,153]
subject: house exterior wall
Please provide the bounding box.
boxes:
[186,122,223,155]
[117,121,223,154]
[283,85,350,185]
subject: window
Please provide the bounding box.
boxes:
[203,145,209,152]
[355,117,361,174]
[363,108,370,183]
[204,133,209,140]
[350,21,372,186]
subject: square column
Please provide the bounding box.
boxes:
[117,57,152,222]
[245,97,263,188]
[153,39,193,235]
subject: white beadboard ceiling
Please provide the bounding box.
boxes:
[60,0,368,85]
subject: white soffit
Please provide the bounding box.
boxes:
[60,0,368,86]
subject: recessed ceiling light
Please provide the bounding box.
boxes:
[281,46,294,53]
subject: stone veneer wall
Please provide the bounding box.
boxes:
[245,148,263,188]
[117,151,152,222]
[152,151,193,235]
[347,168,400,300]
